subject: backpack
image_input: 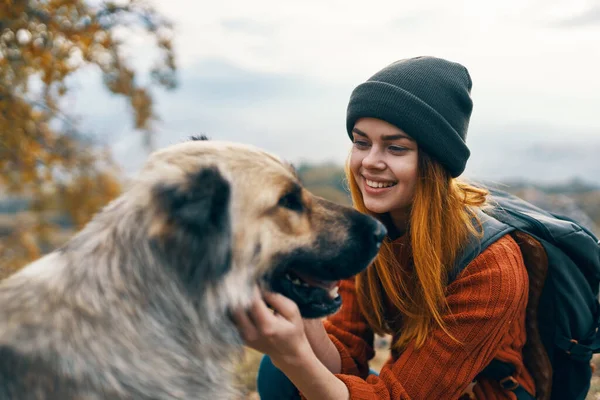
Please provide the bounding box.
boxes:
[451,187,600,400]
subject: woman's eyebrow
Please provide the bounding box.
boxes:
[352,127,414,141]
[352,128,368,138]
[382,133,414,141]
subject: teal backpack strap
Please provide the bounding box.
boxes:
[450,209,533,398]
[449,208,515,283]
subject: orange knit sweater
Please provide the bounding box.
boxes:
[321,234,535,400]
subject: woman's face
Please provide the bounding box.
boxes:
[349,118,419,227]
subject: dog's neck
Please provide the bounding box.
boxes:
[0,211,244,399]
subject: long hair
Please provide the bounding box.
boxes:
[346,151,488,350]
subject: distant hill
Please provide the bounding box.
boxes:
[1,165,599,248]
[464,128,600,186]
[298,163,600,235]
[297,163,351,206]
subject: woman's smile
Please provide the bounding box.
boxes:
[362,176,398,195]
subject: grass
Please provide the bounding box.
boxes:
[233,347,263,398]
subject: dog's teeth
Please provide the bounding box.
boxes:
[285,273,308,287]
[328,286,339,299]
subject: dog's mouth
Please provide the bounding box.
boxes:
[268,268,343,319]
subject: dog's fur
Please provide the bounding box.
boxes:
[0,139,385,399]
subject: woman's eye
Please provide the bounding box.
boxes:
[353,140,370,149]
[389,145,408,153]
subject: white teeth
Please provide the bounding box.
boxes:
[366,179,396,189]
[328,286,339,299]
[286,273,309,287]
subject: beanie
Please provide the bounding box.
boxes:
[346,56,473,177]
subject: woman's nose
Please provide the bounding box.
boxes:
[362,149,385,170]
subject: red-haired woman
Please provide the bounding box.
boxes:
[233,56,535,400]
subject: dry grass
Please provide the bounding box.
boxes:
[586,355,600,400]
[233,347,264,399]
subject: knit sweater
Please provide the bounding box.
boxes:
[320,234,535,400]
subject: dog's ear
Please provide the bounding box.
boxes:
[155,166,229,230]
[152,166,231,293]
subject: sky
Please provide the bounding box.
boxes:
[71,0,600,184]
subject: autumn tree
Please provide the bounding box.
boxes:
[0,0,176,276]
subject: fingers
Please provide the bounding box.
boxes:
[233,288,279,341]
[233,288,301,345]
[262,291,300,322]
[249,290,278,331]
[232,306,258,342]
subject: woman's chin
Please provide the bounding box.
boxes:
[363,199,391,214]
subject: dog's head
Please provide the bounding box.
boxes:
[137,138,385,318]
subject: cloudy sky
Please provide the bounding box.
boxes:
[72,0,600,184]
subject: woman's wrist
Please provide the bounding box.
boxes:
[304,319,329,350]
[271,339,315,371]
[303,318,342,373]
[275,349,350,400]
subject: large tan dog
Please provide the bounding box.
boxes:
[0,137,385,399]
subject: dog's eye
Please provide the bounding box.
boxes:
[278,192,303,212]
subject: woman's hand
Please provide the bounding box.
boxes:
[232,288,312,369]
[233,289,350,400]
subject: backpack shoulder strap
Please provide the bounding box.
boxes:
[449,209,533,399]
[449,208,515,283]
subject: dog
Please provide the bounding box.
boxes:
[0,137,386,399]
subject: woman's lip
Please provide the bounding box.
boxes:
[362,177,395,195]
[362,175,397,183]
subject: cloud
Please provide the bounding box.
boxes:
[549,4,600,28]
[220,18,277,36]
[59,0,600,185]
[65,54,600,185]
[68,58,351,174]
[147,58,353,165]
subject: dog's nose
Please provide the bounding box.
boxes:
[373,220,387,245]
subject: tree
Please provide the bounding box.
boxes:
[0,0,177,276]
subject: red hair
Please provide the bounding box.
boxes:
[346,152,487,350]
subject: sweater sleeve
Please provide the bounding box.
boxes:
[330,234,529,400]
[323,277,375,378]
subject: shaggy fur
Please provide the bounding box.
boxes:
[0,139,385,399]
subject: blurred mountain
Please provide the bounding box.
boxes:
[296,163,351,206]
[1,163,599,253]
[296,163,600,235]
[465,130,600,185]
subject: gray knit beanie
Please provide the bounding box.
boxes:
[346,56,473,177]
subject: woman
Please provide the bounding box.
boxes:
[233,56,535,399]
